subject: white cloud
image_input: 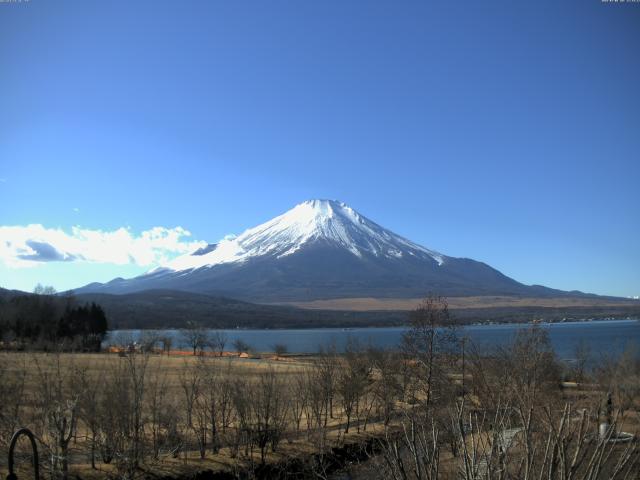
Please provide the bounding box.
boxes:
[0,224,207,269]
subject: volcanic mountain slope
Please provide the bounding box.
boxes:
[75,199,580,302]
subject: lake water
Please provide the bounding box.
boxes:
[107,319,640,360]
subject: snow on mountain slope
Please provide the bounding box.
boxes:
[75,199,561,301]
[167,199,444,271]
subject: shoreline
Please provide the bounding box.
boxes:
[105,317,640,333]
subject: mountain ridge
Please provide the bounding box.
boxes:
[73,199,599,301]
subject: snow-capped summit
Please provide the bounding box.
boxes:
[167,199,444,271]
[75,199,547,301]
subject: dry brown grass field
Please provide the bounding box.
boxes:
[0,350,409,479]
[279,295,639,311]
[1,310,638,480]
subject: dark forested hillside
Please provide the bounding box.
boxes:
[75,289,640,330]
[73,289,408,329]
[0,288,108,350]
[3,287,638,332]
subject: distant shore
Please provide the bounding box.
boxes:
[278,295,640,311]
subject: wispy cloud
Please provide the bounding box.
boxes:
[0,224,206,268]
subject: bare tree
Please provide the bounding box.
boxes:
[0,352,27,448]
[146,358,174,460]
[250,368,290,463]
[111,331,135,352]
[572,339,591,383]
[77,364,103,469]
[158,335,173,355]
[210,330,228,356]
[272,343,288,356]
[181,321,209,356]
[316,346,338,419]
[337,340,371,433]
[403,295,457,412]
[124,352,149,476]
[179,358,208,458]
[201,359,222,453]
[230,376,251,459]
[378,414,440,480]
[98,351,150,478]
[34,353,80,480]
[508,326,561,408]
[454,400,639,480]
[233,338,251,354]
[306,352,337,451]
[96,373,120,464]
[139,330,160,353]
[217,361,236,435]
[369,348,402,427]
[290,373,309,433]
[596,342,640,416]
[33,283,57,296]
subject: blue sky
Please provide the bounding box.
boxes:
[0,0,639,297]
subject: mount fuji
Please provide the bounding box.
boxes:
[75,199,571,302]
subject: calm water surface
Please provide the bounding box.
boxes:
[107,319,640,359]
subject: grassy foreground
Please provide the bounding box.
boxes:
[1,350,409,479]
[1,315,639,480]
